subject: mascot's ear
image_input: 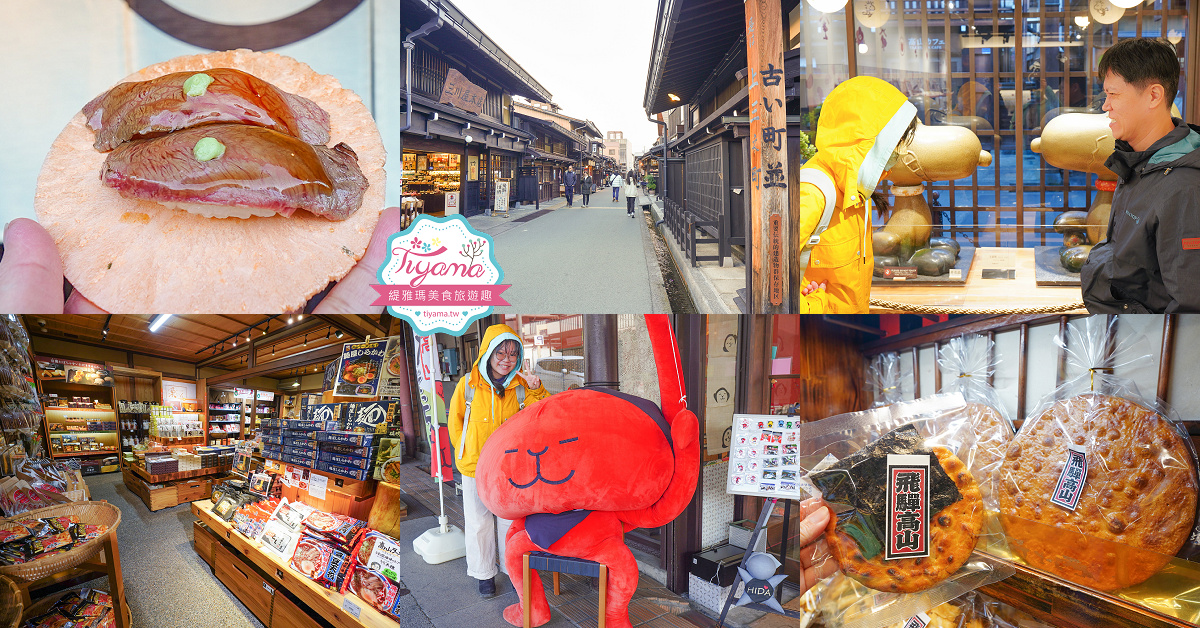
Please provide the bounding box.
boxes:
[645,315,686,421]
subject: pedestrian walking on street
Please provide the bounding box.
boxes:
[447,325,550,599]
[564,166,577,207]
[581,172,593,207]
[625,169,640,218]
[610,172,624,202]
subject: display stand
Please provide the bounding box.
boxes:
[870,246,1086,312]
[122,460,228,511]
[715,498,804,626]
[192,500,399,628]
[9,523,129,628]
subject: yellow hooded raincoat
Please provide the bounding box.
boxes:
[794,76,917,313]
[447,324,549,478]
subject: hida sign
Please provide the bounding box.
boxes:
[376,215,511,335]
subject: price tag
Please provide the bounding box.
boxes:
[948,268,962,280]
[342,599,361,618]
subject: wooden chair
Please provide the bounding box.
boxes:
[522,551,608,628]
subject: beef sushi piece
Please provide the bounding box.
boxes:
[83,68,331,151]
[100,124,367,221]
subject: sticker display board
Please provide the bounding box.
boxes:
[726,414,806,499]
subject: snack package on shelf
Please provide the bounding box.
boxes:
[867,353,910,408]
[22,587,116,628]
[998,316,1200,593]
[0,513,109,566]
[290,533,353,591]
[784,393,1012,628]
[937,335,1016,508]
[345,565,405,618]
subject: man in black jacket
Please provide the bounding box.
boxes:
[1081,38,1200,313]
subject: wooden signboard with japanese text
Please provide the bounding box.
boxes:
[494,180,510,217]
[439,68,487,116]
[746,0,790,312]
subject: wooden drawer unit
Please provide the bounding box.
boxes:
[176,478,211,503]
[213,542,275,625]
[193,520,217,566]
[270,591,324,628]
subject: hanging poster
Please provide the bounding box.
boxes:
[36,357,113,386]
[333,340,386,398]
[704,316,738,457]
[323,360,340,393]
[378,336,408,397]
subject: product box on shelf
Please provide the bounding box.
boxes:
[282,445,317,458]
[303,403,343,423]
[261,418,283,429]
[314,431,379,447]
[282,419,342,431]
[315,460,372,481]
[341,401,395,434]
[320,443,376,458]
[283,453,317,467]
[316,451,373,470]
[261,434,283,446]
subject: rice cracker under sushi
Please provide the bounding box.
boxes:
[35,49,387,313]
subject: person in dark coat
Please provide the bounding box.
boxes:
[564,166,577,207]
[580,172,593,207]
[1081,38,1200,313]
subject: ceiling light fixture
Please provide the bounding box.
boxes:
[148,314,171,332]
[667,93,680,102]
[298,314,304,321]
[335,330,344,339]
[326,328,331,339]
[263,321,269,335]
[272,345,275,355]
[288,316,294,324]
[303,334,308,347]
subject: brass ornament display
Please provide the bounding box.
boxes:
[1030,113,1117,272]
[873,123,993,277]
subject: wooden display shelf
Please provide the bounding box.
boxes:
[44,407,116,413]
[50,430,117,434]
[122,463,224,511]
[192,500,398,628]
[128,461,232,485]
[13,524,129,628]
[53,449,118,457]
[979,552,1200,628]
[870,247,1088,313]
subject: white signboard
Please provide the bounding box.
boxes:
[726,414,806,499]
[494,180,510,217]
[445,191,460,215]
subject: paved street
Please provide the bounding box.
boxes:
[470,192,672,313]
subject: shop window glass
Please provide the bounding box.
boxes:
[790,1,1189,247]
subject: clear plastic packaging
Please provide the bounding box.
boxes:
[998,316,1200,592]
[937,335,1015,509]
[803,580,1054,628]
[790,392,1013,628]
[867,353,909,408]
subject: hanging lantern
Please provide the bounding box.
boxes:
[1090,0,1126,24]
[807,0,850,14]
[854,0,890,29]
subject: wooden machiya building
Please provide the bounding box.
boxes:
[646,0,1198,305]
[401,0,553,217]
[512,102,603,204]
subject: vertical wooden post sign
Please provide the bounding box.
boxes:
[746,0,790,312]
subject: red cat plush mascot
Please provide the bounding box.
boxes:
[475,315,700,628]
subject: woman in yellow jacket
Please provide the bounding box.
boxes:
[447,323,549,597]
[793,76,919,313]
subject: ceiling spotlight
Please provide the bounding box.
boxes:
[335,330,344,339]
[303,333,308,347]
[292,381,300,387]
[288,316,294,324]
[326,328,331,339]
[272,345,275,355]
[232,338,237,347]
[101,328,109,340]
[263,321,269,335]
